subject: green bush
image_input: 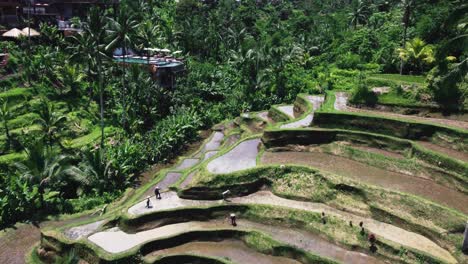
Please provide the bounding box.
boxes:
[143,108,203,164]
[350,82,378,106]
[336,52,362,69]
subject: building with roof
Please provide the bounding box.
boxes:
[0,0,119,28]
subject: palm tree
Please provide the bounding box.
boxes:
[15,141,69,206]
[400,0,414,74]
[34,99,67,149]
[397,37,435,74]
[54,63,85,99]
[69,33,97,87]
[0,100,12,151]
[67,149,127,194]
[106,10,139,131]
[82,7,109,148]
[348,0,370,29]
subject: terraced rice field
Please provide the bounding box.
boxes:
[36,92,468,264]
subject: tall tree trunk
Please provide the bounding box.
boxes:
[3,120,10,151]
[400,1,412,75]
[400,24,407,75]
[98,53,105,149]
[121,41,128,132]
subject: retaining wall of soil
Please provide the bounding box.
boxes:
[313,112,468,152]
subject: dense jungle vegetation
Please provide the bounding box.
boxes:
[0,0,466,228]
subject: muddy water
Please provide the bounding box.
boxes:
[89,219,381,263]
[261,151,468,214]
[148,240,301,264]
[180,171,197,189]
[203,150,218,161]
[418,141,468,163]
[281,114,313,128]
[306,95,325,110]
[194,132,224,158]
[207,138,261,174]
[125,191,454,263]
[278,105,295,118]
[158,172,183,190]
[175,158,199,171]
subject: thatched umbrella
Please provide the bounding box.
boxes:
[22,27,40,37]
[2,28,25,38]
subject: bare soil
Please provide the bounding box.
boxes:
[261,151,468,214]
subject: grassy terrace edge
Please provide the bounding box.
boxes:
[313,111,468,152]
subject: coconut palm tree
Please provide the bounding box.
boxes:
[34,99,67,149]
[54,64,85,98]
[82,7,109,148]
[397,37,435,74]
[106,10,140,131]
[14,141,69,206]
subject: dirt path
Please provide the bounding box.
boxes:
[334,92,468,130]
[125,191,455,264]
[0,224,41,264]
[207,138,261,174]
[147,240,301,264]
[261,151,468,214]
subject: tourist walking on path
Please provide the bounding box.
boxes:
[154,186,161,199]
[145,196,151,208]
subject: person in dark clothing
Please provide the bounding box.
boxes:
[368,233,377,253]
[154,186,161,199]
[321,212,327,224]
[359,221,365,235]
[230,213,237,226]
[145,196,151,208]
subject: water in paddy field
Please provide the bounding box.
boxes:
[148,240,302,264]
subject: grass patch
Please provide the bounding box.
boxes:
[0,87,31,103]
[320,90,336,112]
[368,74,426,85]
[69,126,117,149]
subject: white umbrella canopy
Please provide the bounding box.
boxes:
[2,28,25,38]
[22,27,40,37]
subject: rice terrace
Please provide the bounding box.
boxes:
[0,0,467,264]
